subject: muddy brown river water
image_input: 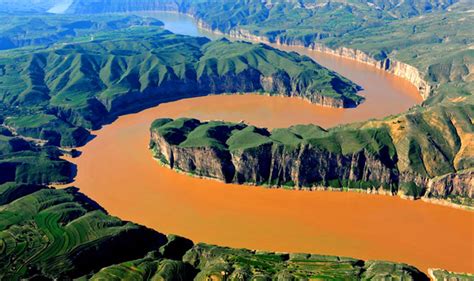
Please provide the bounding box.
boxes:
[62,12,473,274]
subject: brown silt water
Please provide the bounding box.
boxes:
[61,12,473,275]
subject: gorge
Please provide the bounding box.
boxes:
[0,3,472,279]
[149,114,473,206]
[59,11,473,276]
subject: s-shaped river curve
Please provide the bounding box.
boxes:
[62,12,473,274]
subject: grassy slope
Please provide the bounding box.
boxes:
[0,18,359,147]
[0,125,74,185]
[0,13,164,50]
[69,0,472,104]
[151,99,473,205]
[0,182,431,280]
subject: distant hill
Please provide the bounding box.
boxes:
[0,0,57,12]
[66,0,459,19]
[0,13,163,50]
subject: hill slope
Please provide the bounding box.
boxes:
[0,13,163,50]
[65,0,473,103]
[150,100,473,207]
[0,182,431,280]
[0,25,360,147]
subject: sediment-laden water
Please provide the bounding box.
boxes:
[63,12,473,274]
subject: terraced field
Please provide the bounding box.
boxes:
[0,182,433,279]
[0,184,165,279]
[0,1,472,279]
[93,243,430,281]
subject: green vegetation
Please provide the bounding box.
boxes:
[399,182,424,198]
[0,183,167,279]
[90,252,196,281]
[67,0,472,103]
[0,125,74,185]
[0,19,359,147]
[181,244,428,281]
[150,100,473,205]
[0,183,432,280]
[5,113,89,147]
[430,269,474,281]
[0,13,163,50]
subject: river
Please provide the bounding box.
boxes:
[63,12,473,274]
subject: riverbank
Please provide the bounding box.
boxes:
[149,115,473,209]
[152,153,474,212]
[63,94,474,275]
[155,10,432,102]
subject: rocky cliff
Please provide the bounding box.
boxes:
[424,169,474,206]
[65,0,434,101]
[150,105,473,207]
[204,14,433,101]
[0,27,361,138]
[152,130,397,189]
[150,119,398,191]
[310,44,432,100]
[200,24,433,100]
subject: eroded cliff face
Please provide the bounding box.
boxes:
[153,133,474,206]
[310,44,432,100]
[102,68,264,116]
[151,129,236,181]
[150,115,474,208]
[426,170,473,200]
[102,68,356,122]
[232,143,398,189]
[150,122,399,192]
[194,20,432,100]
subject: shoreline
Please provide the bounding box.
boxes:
[152,10,431,101]
[141,11,474,211]
[50,10,467,211]
[151,154,473,212]
[193,17,431,100]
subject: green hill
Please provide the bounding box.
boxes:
[0,125,74,185]
[0,24,360,146]
[150,99,473,207]
[66,0,472,104]
[0,13,164,50]
[0,182,431,280]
